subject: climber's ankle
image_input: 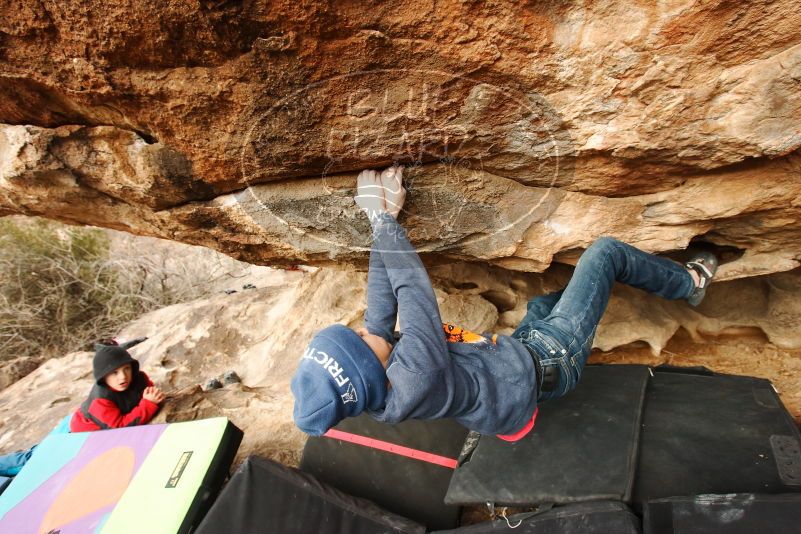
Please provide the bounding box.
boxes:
[687,267,701,288]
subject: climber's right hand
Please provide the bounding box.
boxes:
[143,386,165,404]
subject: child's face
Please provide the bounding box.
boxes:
[354,327,393,369]
[103,363,133,392]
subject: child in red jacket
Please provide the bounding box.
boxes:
[0,341,165,478]
[70,344,165,432]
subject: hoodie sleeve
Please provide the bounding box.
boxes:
[370,213,449,371]
[364,247,398,344]
[85,397,160,429]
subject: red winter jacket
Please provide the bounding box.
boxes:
[70,371,160,432]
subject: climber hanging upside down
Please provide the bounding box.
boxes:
[291,166,717,441]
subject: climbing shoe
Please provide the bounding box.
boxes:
[685,251,719,306]
[204,378,223,391]
[222,370,241,385]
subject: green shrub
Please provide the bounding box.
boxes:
[0,218,163,361]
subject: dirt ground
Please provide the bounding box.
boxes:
[590,328,801,426]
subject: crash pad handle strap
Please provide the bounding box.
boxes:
[497,502,555,528]
[323,429,459,469]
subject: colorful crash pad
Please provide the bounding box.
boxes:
[0,417,242,534]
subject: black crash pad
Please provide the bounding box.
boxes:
[195,456,425,534]
[446,365,650,506]
[643,493,801,534]
[633,368,801,503]
[432,501,641,533]
[301,414,469,530]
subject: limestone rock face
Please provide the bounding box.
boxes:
[2,3,801,457]
[1,1,800,279]
[0,268,520,462]
[2,265,800,465]
[0,356,42,391]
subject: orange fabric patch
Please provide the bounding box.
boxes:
[442,323,496,345]
[39,446,135,533]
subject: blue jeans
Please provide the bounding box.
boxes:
[0,415,72,477]
[513,237,695,402]
[0,446,36,477]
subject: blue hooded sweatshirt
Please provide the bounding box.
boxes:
[365,213,538,436]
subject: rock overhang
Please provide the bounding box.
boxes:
[0,1,799,279]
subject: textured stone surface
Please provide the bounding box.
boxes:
[2,265,800,462]
[0,1,800,280]
[0,267,504,462]
[2,2,801,458]
[0,356,42,391]
[0,268,360,463]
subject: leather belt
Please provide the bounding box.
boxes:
[524,343,559,393]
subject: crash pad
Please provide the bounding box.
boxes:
[445,365,650,506]
[432,501,641,533]
[301,414,469,530]
[0,417,242,534]
[643,493,801,533]
[196,456,425,534]
[633,368,801,503]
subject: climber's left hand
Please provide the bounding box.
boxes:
[355,169,387,222]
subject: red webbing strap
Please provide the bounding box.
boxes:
[323,429,459,469]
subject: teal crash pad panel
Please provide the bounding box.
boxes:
[0,417,242,534]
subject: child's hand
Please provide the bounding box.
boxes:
[355,169,386,221]
[143,386,165,404]
[379,166,405,219]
